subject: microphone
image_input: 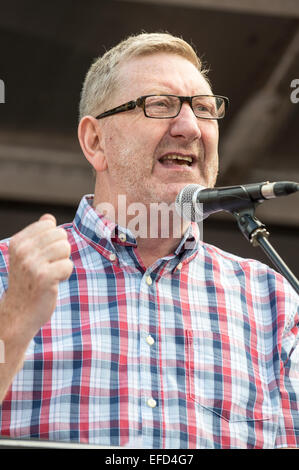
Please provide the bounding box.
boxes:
[175,181,299,221]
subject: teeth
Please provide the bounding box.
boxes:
[162,155,193,163]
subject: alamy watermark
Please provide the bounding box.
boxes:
[95,195,204,246]
[0,79,4,103]
[290,79,299,104]
[0,339,4,363]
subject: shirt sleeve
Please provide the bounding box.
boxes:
[0,241,9,298]
[274,279,299,448]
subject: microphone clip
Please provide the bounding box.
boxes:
[232,206,269,247]
[231,205,299,295]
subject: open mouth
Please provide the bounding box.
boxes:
[158,154,194,167]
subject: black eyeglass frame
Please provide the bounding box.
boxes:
[95,94,229,120]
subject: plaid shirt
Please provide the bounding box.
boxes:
[0,195,298,449]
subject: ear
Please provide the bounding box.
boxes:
[78,116,108,172]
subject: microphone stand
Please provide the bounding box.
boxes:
[231,204,299,295]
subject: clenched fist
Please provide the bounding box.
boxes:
[4,214,73,337]
[0,214,73,402]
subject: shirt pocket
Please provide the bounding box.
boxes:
[185,329,274,423]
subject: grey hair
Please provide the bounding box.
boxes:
[78,32,210,121]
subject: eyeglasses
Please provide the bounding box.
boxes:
[95,94,229,120]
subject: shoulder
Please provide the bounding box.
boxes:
[199,240,299,326]
[200,239,282,277]
[198,240,298,301]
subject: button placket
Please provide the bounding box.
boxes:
[140,270,159,421]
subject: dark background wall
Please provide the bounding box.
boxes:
[0,0,298,278]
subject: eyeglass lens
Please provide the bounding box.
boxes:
[144,95,225,118]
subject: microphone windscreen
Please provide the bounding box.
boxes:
[175,184,207,222]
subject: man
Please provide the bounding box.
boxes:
[0,32,298,449]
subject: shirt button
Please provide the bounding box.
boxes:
[109,253,117,262]
[146,335,155,346]
[177,262,183,270]
[147,398,157,408]
[146,275,152,286]
[119,233,126,242]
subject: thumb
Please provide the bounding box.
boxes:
[39,213,57,225]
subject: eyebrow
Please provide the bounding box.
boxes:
[139,88,214,97]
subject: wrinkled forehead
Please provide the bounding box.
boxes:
[114,52,212,102]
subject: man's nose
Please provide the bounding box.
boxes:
[169,102,202,140]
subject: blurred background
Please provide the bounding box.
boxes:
[0,0,298,276]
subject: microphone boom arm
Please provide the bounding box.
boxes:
[232,204,299,295]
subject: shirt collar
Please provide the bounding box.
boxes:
[73,195,200,256]
[174,222,200,254]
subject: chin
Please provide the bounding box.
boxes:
[157,184,187,205]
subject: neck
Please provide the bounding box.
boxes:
[135,234,183,268]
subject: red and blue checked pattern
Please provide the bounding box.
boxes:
[0,195,298,448]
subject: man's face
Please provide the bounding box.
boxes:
[97,52,219,206]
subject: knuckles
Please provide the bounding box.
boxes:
[9,227,70,259]
[59,239,72,256]
[55,227,68,240]
[9,238,30,261]
[63,259,74,278]
[5,221,72,322]
[8,226,72,288]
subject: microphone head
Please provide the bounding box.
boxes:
[175,184,207,222]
